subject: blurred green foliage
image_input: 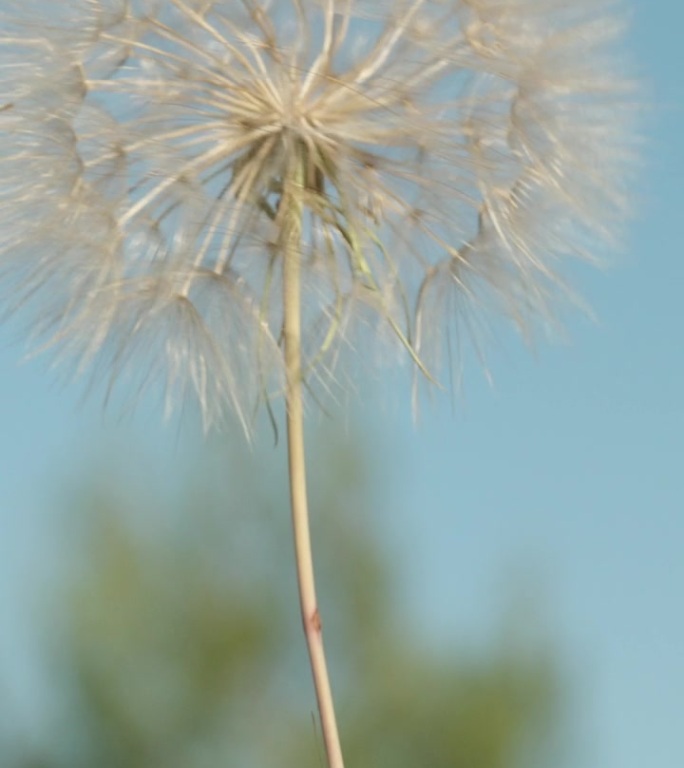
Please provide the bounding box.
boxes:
[3,432,561,768]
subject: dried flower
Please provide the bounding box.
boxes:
[0,0,636,429]
[0,4,639,767]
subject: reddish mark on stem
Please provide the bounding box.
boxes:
[310,608,322,633]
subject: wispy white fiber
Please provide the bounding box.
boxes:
[0,0,638,431]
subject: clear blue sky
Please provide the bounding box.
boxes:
[0,1,682,766]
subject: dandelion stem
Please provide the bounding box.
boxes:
[282,175,345,768]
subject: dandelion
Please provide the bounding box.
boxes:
[0,2,637,767]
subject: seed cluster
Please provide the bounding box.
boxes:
[0,0,636,431]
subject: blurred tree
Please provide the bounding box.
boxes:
[4,432,562,768]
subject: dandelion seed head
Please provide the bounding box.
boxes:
[0,0,638,432]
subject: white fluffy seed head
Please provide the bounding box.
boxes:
[0,0,639,433]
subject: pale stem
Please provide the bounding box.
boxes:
[282,186,345,768]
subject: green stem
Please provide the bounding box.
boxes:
[282,183,345,768]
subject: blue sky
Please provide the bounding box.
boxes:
[1,1,682,766]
